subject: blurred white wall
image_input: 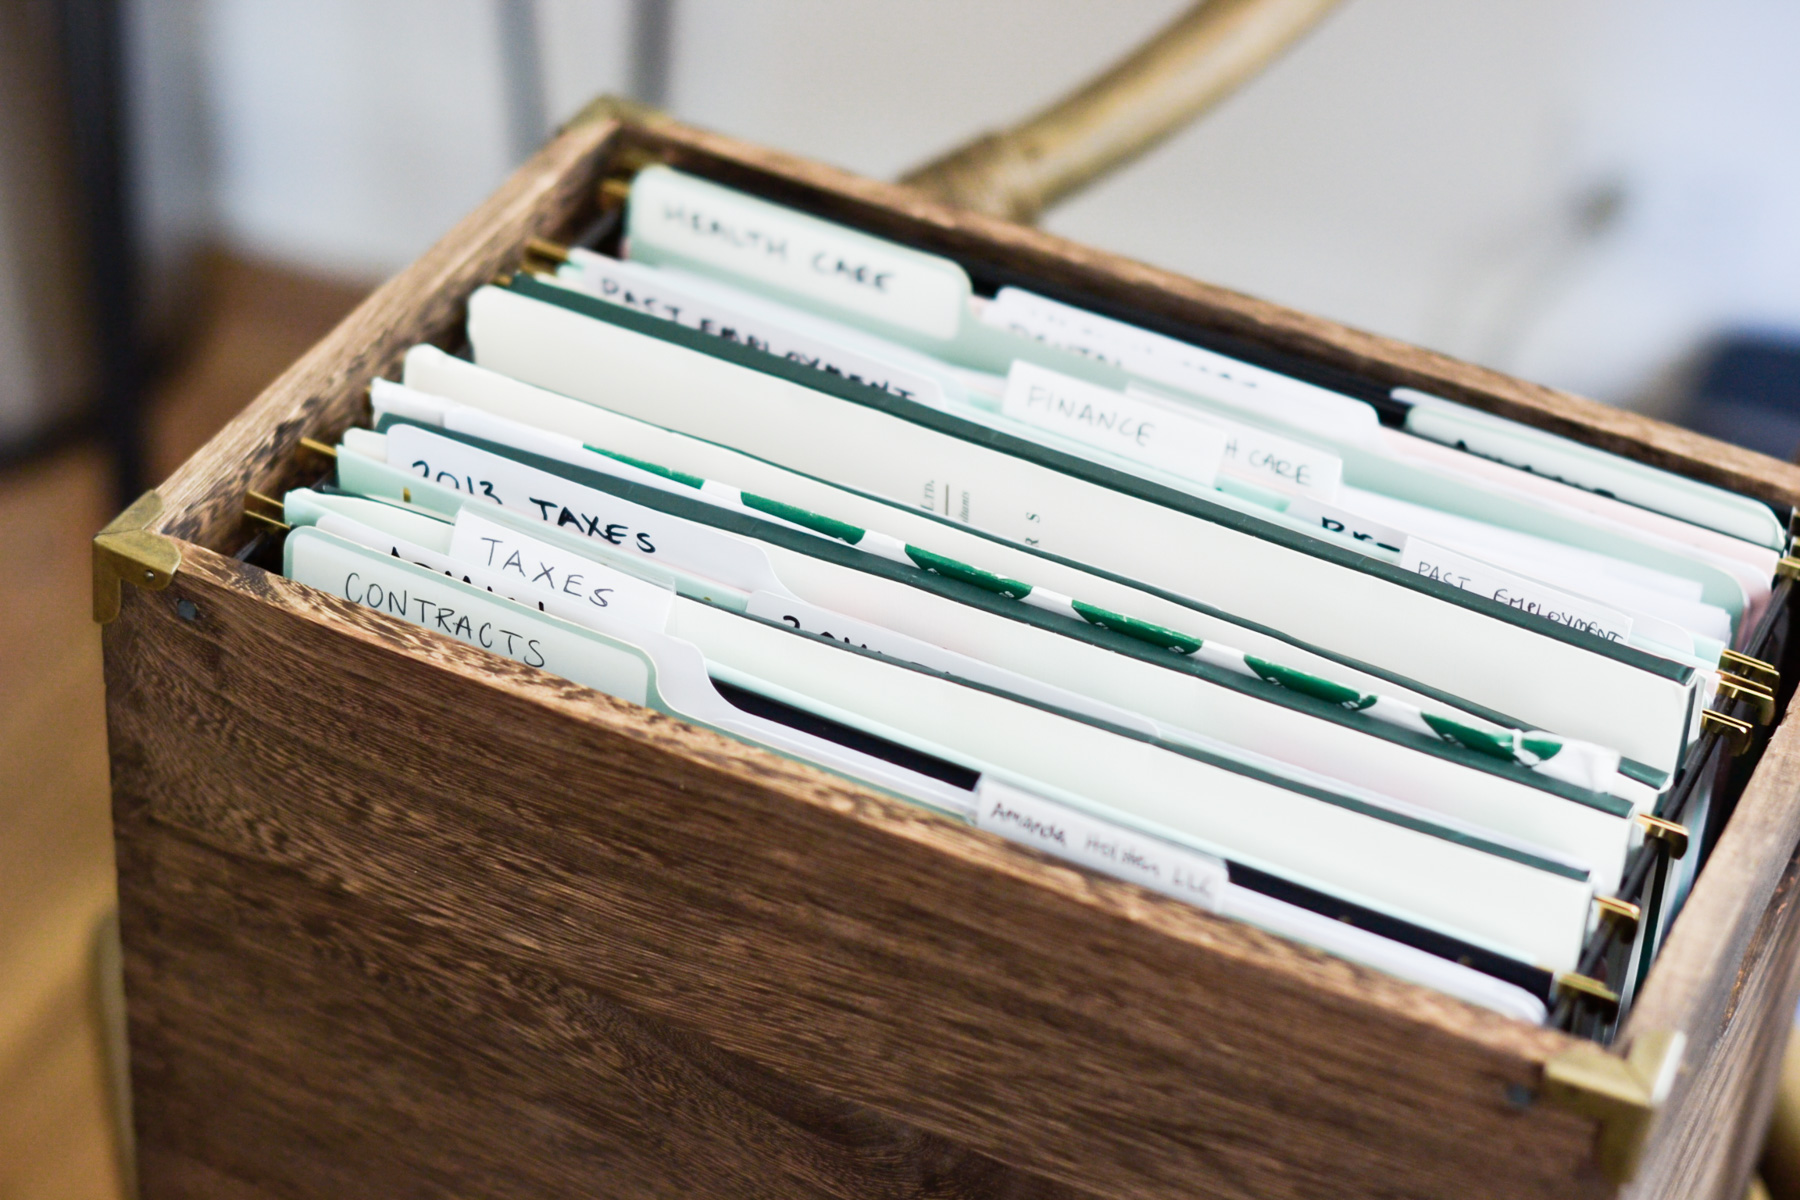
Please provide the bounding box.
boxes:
[181,0,1800,413]
[196,0,634,277]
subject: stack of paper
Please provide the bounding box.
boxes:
[271,166,1787,1027]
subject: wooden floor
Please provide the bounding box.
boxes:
[0,253,367,1200]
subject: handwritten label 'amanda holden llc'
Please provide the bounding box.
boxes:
[1000,361,1225,485]
[973,778,1227,911]
[1400,537,1634,643]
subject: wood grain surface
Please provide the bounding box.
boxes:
[1625,699,1800,1045]
[1623,690,1800,1199]
[107,543,1606,1200]
[1627,852,1800,1200]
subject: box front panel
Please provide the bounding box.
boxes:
[104,545,1603,1200]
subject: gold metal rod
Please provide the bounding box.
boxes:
[298,437,338,460]
[246,510,291,533]
[899,0,1345,222]
[598,175,633,209]
[524,235,571,264]
[1553,972,1621,1007]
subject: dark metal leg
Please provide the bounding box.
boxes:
[56,0,145,507]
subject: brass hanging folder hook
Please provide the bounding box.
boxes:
[1636,814,1690,860]
[1720,648,1779,691]
[1717,673,1777,725]
[1701,709,1756,757]
[1593,895,1641,934]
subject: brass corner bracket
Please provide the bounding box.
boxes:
[93,491,181,624]
[560,93,667,135]
[1542,1028,1685,1185]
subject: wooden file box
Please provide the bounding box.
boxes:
[98,102,1800,1200]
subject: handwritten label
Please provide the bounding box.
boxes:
[449,510,675,631]
[1401,538,1634,643]
[565,251,945,406]
[1283,498,1407,555]
[973,778,1226,910]
[627,166,966,341]
[1001,361,1225,485]
[383,424,781,591]
[313,508,648,635]
[288,530,651,704]
[1125,385,1340,499]
[982,287,1379,441]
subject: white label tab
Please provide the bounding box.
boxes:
[983,287,1380,441]
[288,530,652,705]
[627,166,968,341]
[1400,538,1635,643]
[1126,385,1341,499]
[974,778,1226,911]
[383,424,785,593]
[1283,497,1407,555]
[1001,361,1225,485]
[449,510,676,631]
[564,251,946,407]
